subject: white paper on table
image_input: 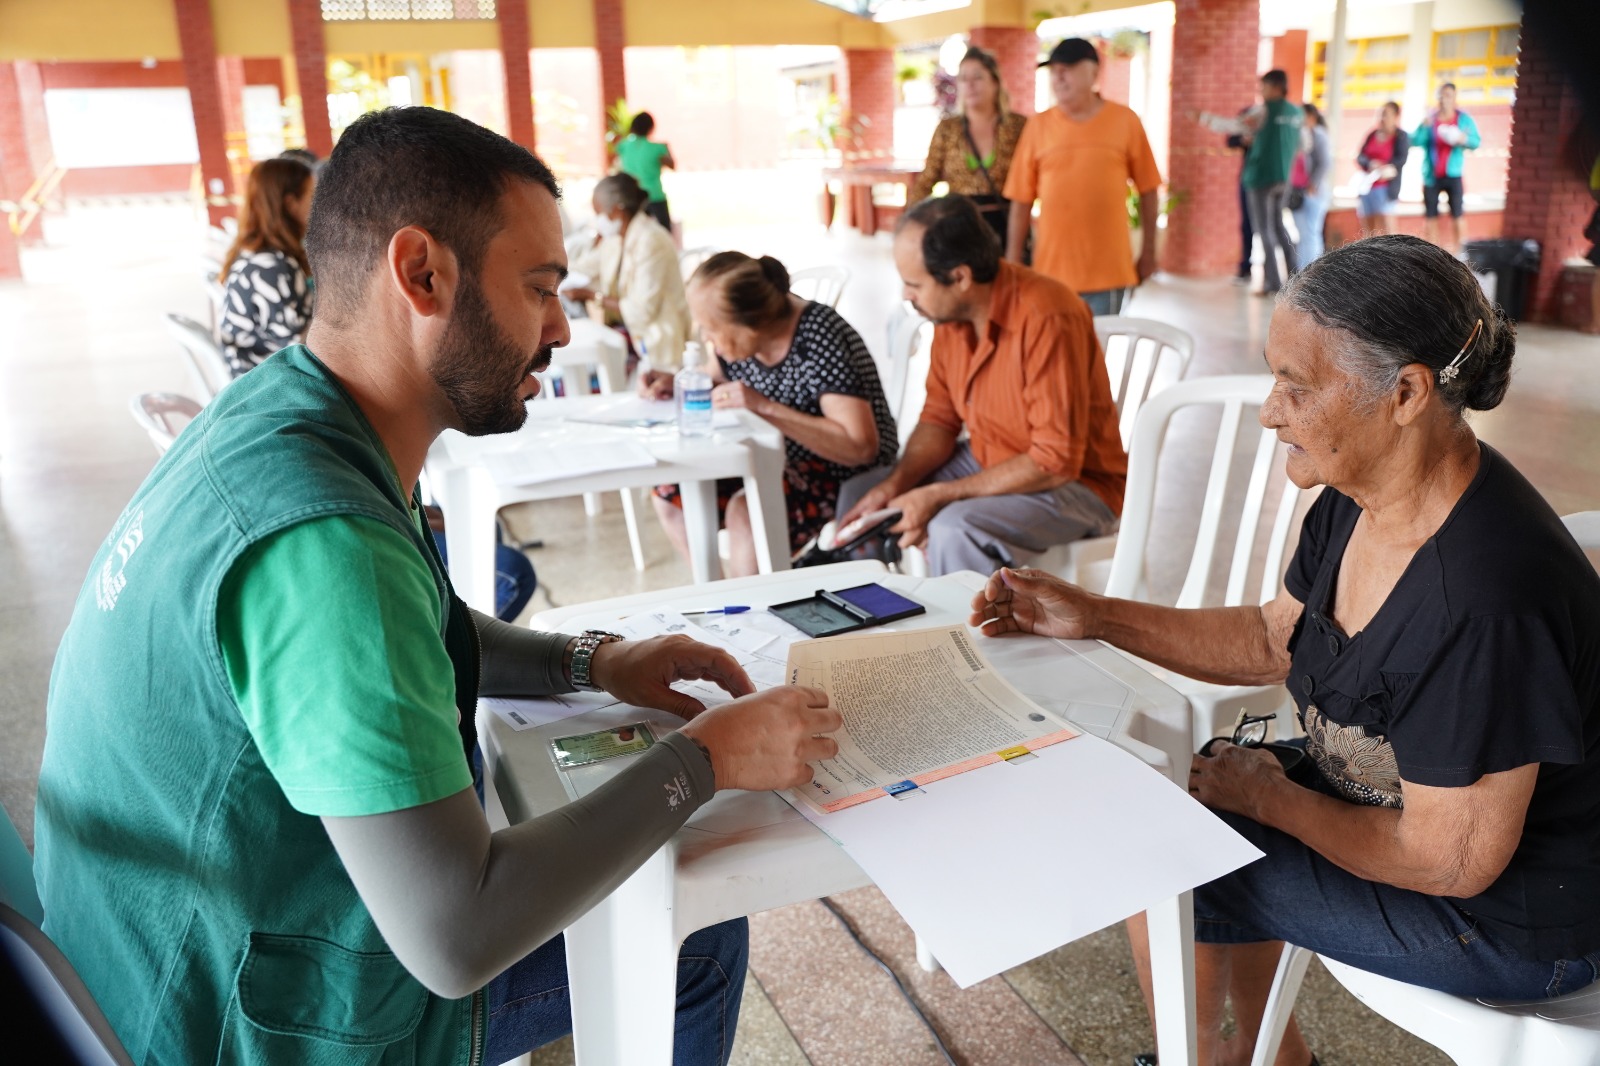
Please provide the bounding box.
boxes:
[562,396,678,428]
[477,438,657,487]
[485,691,618,731]
[791,732,1263,988]
[711,410,741,430]
[617,608,791,694]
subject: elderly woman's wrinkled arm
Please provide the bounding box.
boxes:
[970,569,1300,688]
[1195,744,1538,898]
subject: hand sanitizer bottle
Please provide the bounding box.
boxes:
[676,342,714,438]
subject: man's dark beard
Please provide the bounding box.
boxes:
[430,277,548,436]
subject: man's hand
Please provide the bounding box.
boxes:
[1187,741,1288,819]
[587,635,754,718]
[680,686,843,791]
[838,476,902,528]
[969,566,1096,639]
[1137,246,1158,283]
[711,381,768,417]
[638,368,674,401]
[886,483,949,552]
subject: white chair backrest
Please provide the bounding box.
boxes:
[129,393,203,455]
[164,312,232,400]
[678,246,720,282]
[789,265,850,309]
[883,302,933,450]
[1105,374,1304,609]
[1094,315,1196,449]
[1562,510,1600,573]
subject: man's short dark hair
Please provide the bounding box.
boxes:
[306,107,559,325]
[898,195,1001,285]
[1261,69,1289,93]
[629,111,655,137]
[1440,81,1457,92]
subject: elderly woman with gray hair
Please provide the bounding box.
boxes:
[971,235,1600,1066]
[566,172,691,369]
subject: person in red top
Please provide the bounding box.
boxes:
[837,195,1127,576]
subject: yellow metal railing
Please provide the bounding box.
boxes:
[6,158,68,238]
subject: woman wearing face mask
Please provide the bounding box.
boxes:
[566,173,690,370]
[643,252,898,576]
[217,157,316,376]
[909,46,1028,248]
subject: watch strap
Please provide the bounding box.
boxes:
[570,630,622,691]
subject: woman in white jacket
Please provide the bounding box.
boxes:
[566,173,690,371]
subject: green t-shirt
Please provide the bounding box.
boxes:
[217,510,473,818]
[1243,98,1304,190]
[616,134,669,202]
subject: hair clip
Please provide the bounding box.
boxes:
[1437,318,1483,386]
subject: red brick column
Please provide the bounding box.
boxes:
[1164,0,1259,276]
[968,25,1037,116]
[498,0,535,150]
[1501,12,1594,324]
[0,61,52,253]
[594,0,626,168]
[1271,30,1308,102]
[838,48,895,165]
[1094,40,1135,106]
[286,0,334,158]
[173,0,246,226]
[0,65,31,277]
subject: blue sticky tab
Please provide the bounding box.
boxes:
[885,780,919,797]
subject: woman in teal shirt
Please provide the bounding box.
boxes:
[616,111,676,231]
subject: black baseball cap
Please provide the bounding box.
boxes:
[1039,38,1100,68]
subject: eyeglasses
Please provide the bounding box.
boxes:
[1231,710,1277,748]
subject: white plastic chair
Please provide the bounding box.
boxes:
[882,301,933,450]
[129,393,202,455]
[1020,316,1198,589]
[677,245,720,282]
[789,265,850,309]
[1100,374,1306,744]
[1248,510,1600,1066]
[163,312,232,400]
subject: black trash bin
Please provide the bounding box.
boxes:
[1465,238,1541,321]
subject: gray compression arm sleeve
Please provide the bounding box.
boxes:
[321,730,715,999]
[471,608,575,697]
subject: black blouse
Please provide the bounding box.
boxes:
[1283,444,1600,960]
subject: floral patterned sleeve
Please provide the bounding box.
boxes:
[219,249,313,377]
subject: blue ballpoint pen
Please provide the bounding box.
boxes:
[681,606,750,615]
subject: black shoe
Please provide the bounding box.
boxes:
[1133,1056,1157,1066]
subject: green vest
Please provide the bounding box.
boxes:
[1243,98,1304,190]
[35,346,485,1065]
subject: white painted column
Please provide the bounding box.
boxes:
[1400,1,1437,201]
[1324,0,1350,149]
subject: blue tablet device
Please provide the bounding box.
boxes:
[767,583,926,638]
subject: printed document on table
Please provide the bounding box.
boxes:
[616,608,794,699]
[785,625,1078,813]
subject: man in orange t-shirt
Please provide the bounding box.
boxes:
[1003,37,1163,316]
[837,196,1126,576]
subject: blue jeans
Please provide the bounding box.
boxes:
[1079,288,1128,316]
[1195,765,1600,1000]
[482,919,750,1065]
[1290,190,1330,266]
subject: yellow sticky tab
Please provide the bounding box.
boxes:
[996,745,1031,761]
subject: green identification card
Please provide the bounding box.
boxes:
[551,723,656,769]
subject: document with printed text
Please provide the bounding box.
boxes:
[786,625,1078,813]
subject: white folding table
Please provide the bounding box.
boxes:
[481,562,1202,1066]
[425,396,791,615]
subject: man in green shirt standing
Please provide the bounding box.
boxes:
[34,107,840,1066]
[615,111,676,231]
[1241,69,1304,296]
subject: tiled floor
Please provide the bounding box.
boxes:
[4,195,1597,1066]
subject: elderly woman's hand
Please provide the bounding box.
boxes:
[968,567,1096,640]
[711,381,769,417]
[1189,741,1288,819]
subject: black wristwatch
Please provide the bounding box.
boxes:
[570,630,624,691]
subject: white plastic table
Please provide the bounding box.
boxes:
[424,395,791,615]
[482,562,1201,1066]
[551,318,627,396]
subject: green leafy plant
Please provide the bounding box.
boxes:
[603,98,636,159]
[1127,186,1187,229]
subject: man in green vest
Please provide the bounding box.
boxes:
[34,106,841,1066]
[1241,68,1304,297]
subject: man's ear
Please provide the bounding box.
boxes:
[385,226,457,318]
[950,263,974,294]
[1391,362,1436,427]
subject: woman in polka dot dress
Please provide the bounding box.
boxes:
[641,252,898,575]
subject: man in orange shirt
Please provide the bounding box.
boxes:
[1003,37,1163,316]
[837,195,1126,576]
